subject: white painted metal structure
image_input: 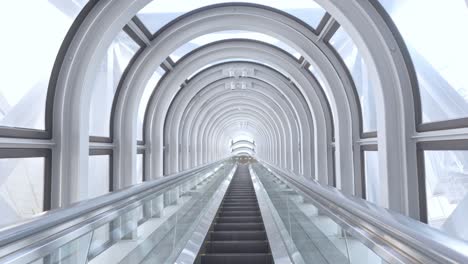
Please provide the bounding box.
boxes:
[1,0,468,241]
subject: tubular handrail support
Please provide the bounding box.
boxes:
[0,158,230,259]
[257,160,468,264]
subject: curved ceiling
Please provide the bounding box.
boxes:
[7,0,461,223]
[46,1,419,214]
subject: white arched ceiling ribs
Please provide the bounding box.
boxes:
[54,2,418,216]
[193,82,300,173]
[118,6,352,192]
[210,116,273,163]
[173,85,280,169]
[185,95,289,170]
[214,120,262,159]
[186,108,275,167]
[206,115,276,166]
[315,0,419,216]
[168,76,305,176]
[216,119,268,160]
[232,146,255,153]
[200,107,282,165]
[164,61,315,177]
[144,40,333,185]
[213,120,266,163]
[231,139,256,149]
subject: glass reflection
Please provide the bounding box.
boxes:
[379,0,468,123]
[89,31,140,137]
[364,151,381,206]
[88,155,110,199]
[0,157,45,227]
[0,1,84,130]
[137,153,144,183]
[330,27,377,132]
[138,67,165,140]
[424,151,468,241]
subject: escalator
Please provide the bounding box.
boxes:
[197,165,273,264]
[1,158,468,264]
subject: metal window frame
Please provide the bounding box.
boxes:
[418,117,468,132]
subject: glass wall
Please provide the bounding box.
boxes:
[137,153,144,183]
[88,155,110,199]
[0,1,83,130]
[424,150,468,240]
[378,0,468,123]
[364,151,381,206]
[137,0,325,34]
[138,67,165,140]
[89,31,141,137]
[0,157,45,227]
[330,28,377,133]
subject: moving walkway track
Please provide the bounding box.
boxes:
[196,165,273,264]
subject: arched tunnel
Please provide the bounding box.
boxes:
[1,1,468,263]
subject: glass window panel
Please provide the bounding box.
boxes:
[89,31,140,137]
[137,153,144,183]
[0,157,45,228]
[0,1,84,129]
[378,0,468,123]
[138,67,165,140]
[137,0,325,34]
[364,151,381,206]
[88,155,110,199]
[330,28,377,132]
[424,151,468,241]
[169,31,302,62]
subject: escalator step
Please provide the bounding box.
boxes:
[201,253,273,264]
[213,223,264,231]
[216,216,262,223]
[205,241,270,253]
[221,206,259,211]
[209,231,267,241]
[218,211,260,217]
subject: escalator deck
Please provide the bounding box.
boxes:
[196,164,273,264]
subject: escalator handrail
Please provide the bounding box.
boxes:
[0,159,228,249]
[258,161,468,263]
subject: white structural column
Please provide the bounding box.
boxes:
[51,0,150,206]
[316,0,419,216]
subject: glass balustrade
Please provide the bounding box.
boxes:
[252,163,387,264]
[0,160,235,264]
